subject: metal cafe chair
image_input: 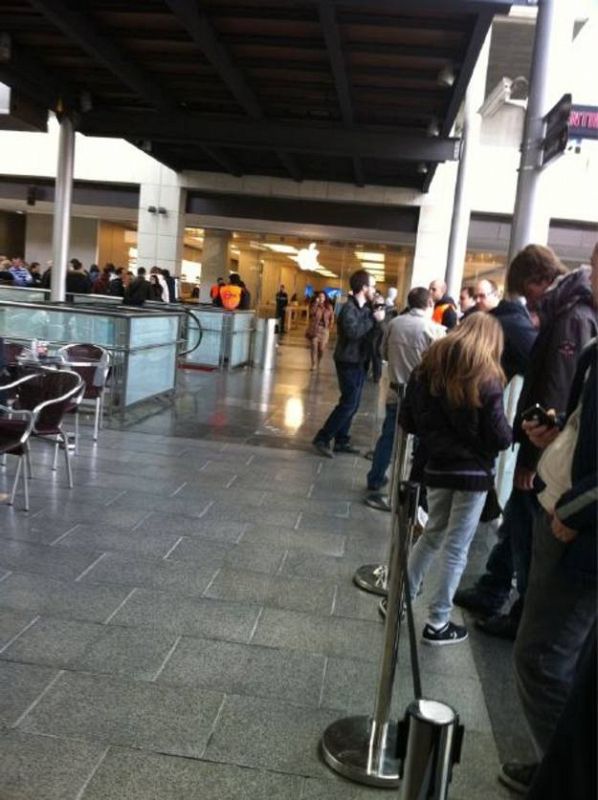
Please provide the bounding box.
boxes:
[57,344,111,444]
[2,370,85,489]
[0,404,35,511]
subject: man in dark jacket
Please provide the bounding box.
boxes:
[456,245,597,639]
[124,267,152,306]
[313,269,384,458]
[500,332,597,794]
[65,259,91,294]
[490,297,538,382]
[275,284,289,335]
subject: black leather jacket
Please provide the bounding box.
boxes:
[333,295,375,364]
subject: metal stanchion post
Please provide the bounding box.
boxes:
[353,386,408,596]
[321,479,420,788]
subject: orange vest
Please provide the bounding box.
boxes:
[432,302,455,325]
[219,284,242,310]
[210,283,221,300]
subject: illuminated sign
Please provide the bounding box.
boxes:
[569,105,598,141]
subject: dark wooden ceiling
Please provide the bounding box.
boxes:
[0,0,512,190]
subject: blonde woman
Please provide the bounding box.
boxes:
[399,313,512,645]
[306,291,334,369]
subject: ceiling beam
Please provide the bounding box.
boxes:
[79,110,461,163]
[27,0,175,111]
[0,40,77,110]
[201,145,243,177]
[318,2,364,186]
[164,0,301,180]
[164,0,262,119]
[309,0,511,12]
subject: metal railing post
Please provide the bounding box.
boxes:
[320,476,420,788]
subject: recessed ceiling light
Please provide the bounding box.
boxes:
[355,252,384,263]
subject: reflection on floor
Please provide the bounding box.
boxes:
[0,335,532,799]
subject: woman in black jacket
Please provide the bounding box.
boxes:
[400,313,512,645]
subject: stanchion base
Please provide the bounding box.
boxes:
[320,715,399,788]
[353,564,388,596]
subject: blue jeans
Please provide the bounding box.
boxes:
[315,362,365,446]
[408,487,487,628]
[476,488,539,608]
[367,403,398,490]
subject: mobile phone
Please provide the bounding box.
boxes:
[521,404,556,427]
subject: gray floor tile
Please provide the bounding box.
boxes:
[1,617,104,668]
[450,731,512,800]
[281,550,360,582]
[0,574,132,623]
[201,505,300,526]
[0,539,103,582]
[332,584,385,622]
[241,524,346,557]
[260,491,351,518]
[80,551,219,597]
[0,514,73,546]
[302,776,382,799]
[158,637,325,706]
[252,608,384,661]
[57,523,182,558]
[141,514,246,543]
[108,588,261,643]
[18,671,224,758]
[82,747,303,800]
[0,730,107,800]
[172,538,287,575]
[204,568,336,615]
[204,694,339,778]
[0,660,58,727]
[0,608,36,649]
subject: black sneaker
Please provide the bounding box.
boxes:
[453,586,506,617]
[422,621,468,646]
[475,612,519,641]
[333,443,360,454]
[313,440,334,459]
[498,762,538,794]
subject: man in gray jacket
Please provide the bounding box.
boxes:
[365,287,445,509]
[313,269,384,458]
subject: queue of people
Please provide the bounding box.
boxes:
[312,244,597,798]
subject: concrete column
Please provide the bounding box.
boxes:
[445,32,491,302]
[137,165,186,276]
[237,246,260,308]
[50,115,75,302]
[410,163,458,291]
[199,229,231,302]
[508,0,574,262]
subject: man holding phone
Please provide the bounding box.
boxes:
[455,244,597,640]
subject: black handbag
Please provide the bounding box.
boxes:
[480,485,502,522]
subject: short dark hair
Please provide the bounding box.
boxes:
[407,287,431,310]
[507,244,566,296]
[137,267,146,276]
[70,258,82,270]
[349,269,371,295]
[460,286,474,298]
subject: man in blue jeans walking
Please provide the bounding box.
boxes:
[365,286,445,511]
[313,269,384,458]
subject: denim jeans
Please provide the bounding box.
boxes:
[514,510,596,757]
[367,403,398,490]
[408,487,487,628]
[476,488,539,607]
[315,362,366,446]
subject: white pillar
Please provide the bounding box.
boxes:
[50,115,75,302]
[445,32,491,302]
[137,166,186,276]
[410,163,458,291]
[199,229,231,302]
[508,0,574,261]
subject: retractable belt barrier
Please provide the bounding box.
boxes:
[353,387,406,597]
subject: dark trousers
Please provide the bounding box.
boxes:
[475,487,539,612]
[315,362,365,446]
[514,511,596,756]
[367,403,398,489]
[528,624,596,800]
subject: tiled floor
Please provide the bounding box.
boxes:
[0,338,530,798]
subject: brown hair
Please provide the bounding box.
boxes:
[507,244,566,296]
[419,313,505,408]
